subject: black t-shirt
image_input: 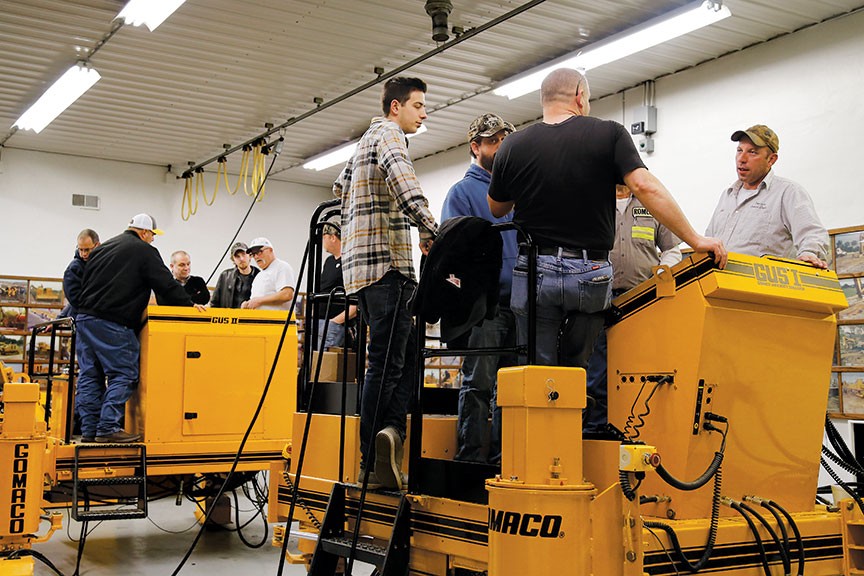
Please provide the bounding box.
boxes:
[488,115,645,251]
[318,256,344,320]
[234,272,255,309]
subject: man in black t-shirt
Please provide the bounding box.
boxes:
[317,224,356,350]
[488,68,725,370]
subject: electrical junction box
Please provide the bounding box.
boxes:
[630,105,657,135]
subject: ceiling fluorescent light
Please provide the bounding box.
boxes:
[117,0,186,32]
[13,63,101,133]
[304,125,428,171]
[494,0,731,100]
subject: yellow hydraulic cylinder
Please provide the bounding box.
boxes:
[489,366,595,576]
[0,383,47,538]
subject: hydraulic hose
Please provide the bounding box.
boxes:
[727,500,772,576]
[656,451,723,491]
[643,465,723,573]
[763,499,805,576]
[739,501,790,575]
[619,470,641,502]
[821,455,864,515]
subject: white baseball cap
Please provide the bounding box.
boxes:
[247,237,273,252]
[129,213,164,235]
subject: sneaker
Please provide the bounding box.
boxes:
[358,467,383,490]
[95,431,142,443]
[374,426,403,490]
[80,437,96,443]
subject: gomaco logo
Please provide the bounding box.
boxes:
[8,443,29,534]
[488,508,562,538]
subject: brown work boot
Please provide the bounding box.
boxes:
[374,426,404,490]
[95,430,142,443]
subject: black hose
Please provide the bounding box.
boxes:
[764,499,805,576]
[643,466,723,573]
[729,502,772,576]
[821,456,864,515]
[752,499,790,569]
[739,501,790,575]
[619,470,640,501]
[656,451,723,491]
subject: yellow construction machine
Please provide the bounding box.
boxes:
[273,251,856,576]
[0,306,297,575]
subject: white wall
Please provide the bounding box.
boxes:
[416,8,864,234]
[0,148,332,282]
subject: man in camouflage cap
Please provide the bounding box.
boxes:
[706,124,828,268]
[440,113,517,464]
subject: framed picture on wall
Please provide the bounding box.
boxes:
[839,324,864,367]
[842,372,864,415]
[27,307,63,329]
[835,230,864,276]
[28,281,64,306]
[0,278,28,304]
[0,306,27,332]
[0,334,25,362]
[840,277,864,320]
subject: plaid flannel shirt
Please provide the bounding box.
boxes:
[334,117,438,294]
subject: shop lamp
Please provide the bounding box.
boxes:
[304,125,427,171]
[117,0,187,32]
[13,63,101,133]
[493,0,731,100]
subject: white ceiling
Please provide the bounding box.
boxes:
[1,0,862,189]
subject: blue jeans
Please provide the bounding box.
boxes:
[75,314,140,437]
[511,253,612,368]
[584,328,608,433]
[357,271,416,467]
[316,319,345,350]
[455,307,516,464]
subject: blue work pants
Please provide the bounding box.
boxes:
[75,314,140,437]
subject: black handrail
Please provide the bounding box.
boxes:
[28,316,77,443]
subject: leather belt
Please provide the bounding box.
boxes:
[520,246,609,261]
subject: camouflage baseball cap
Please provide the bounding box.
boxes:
[731,124,779,153]
[468,113,515,142]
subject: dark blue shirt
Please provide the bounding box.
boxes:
[441,163,517,301]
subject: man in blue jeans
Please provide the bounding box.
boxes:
[441,113,517,464]
[335,77,438,490]
[488,68,726,373]
[76,213,204,443]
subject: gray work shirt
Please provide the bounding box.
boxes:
[612,196,681,291]
[705,170,828,261]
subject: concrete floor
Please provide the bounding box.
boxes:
[33,497,374,575]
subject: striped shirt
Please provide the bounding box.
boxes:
[334,117,438,294]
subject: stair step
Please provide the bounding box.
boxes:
[77,476,146,486]
[320,535,387,566]
[74,509,147,521]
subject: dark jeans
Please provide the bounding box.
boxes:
[511,252,611,368]
[75,314,140,437]
[357,271,416,467]
[584,327,608,433]
[455,307,516,464]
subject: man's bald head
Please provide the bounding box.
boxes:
[541,68,587,106]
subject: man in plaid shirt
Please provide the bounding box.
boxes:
[334,77,438,490]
